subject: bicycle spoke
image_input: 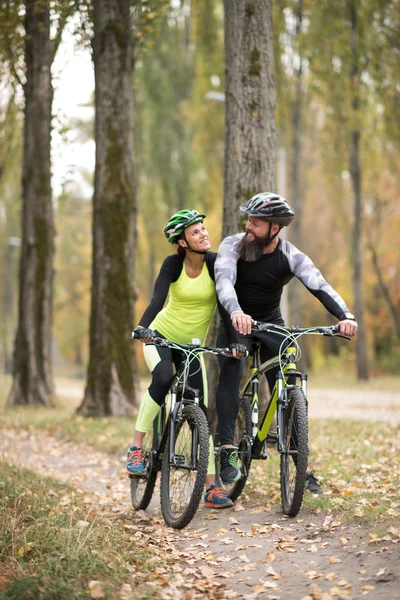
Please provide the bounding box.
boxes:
[168,419,198,514]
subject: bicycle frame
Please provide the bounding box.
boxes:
[151,378,202,472]
[138,336,233,472]
[239,342,306,460]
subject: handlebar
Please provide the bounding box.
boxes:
[251,321,351,341]
[131,331,249,357]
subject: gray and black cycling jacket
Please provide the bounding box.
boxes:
[215,233,351,323]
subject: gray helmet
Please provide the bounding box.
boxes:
[240,192,295,226]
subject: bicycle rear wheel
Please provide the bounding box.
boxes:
[130,412,162,511]
[280,387,308,517]
[160,403,209,529]
[217,396,252,502]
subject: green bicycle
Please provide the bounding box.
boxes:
[130,333,235,529]
[217,322,350,517]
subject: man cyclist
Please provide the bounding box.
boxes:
[214,192,358,491]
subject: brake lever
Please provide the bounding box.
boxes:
[332,333,351,341]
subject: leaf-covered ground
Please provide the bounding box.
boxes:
[1,413,399,599]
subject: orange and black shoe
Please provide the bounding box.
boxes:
[204,485,233,509]
[127,446,146,477]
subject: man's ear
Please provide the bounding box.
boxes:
[272,223,280,236]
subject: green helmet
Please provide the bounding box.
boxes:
[163,209,206,244]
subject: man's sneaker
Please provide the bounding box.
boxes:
[204,485,233,509]
[127,446,146,477]
[305,471,323,494]
[220,448,241,484]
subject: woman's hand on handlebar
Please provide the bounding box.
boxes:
[132,326,156,343]
[229,342,248,359]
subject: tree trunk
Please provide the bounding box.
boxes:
[223,0,276,236]
[369,245,400,341]
[349,0,368,380]
[290,0,303,328]
[289,0,310,369]
[208,0,277,430]
[8,0,54,407]
[78,0,138,416]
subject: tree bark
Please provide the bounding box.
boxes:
[208,0,277,431]
[369,245,400,341]
[289,0,310,368]
[78,0,138,416]
[290,0,303,327]
[349,0,368,380]
[8,0,54,407]
[223,0,276,237]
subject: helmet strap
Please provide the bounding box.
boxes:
[263,222,281,246]
[182,231,207,255]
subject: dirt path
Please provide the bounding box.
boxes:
[1,427,399,600]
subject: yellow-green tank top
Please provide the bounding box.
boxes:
[150,261,216,345]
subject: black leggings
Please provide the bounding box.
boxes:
[216,324,286,445]
[146,333,207,415]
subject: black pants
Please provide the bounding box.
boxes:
[216,323,287,445]
[146,332,206,415]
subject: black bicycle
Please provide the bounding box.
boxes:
[216,322,350,516]
[130,332,233,529]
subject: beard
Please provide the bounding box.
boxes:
[237,230,272,262]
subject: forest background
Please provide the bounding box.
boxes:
[0,0,399,410]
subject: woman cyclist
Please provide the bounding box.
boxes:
[127,209,240,509]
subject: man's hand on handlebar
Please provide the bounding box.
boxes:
[132,326,156,343]
[231,310,253,335]
[229,342,248,358]
[338,319,358,337]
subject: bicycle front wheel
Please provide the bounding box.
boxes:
[160,404,209,529]
[280,387,308,517]
[130,416,160,511]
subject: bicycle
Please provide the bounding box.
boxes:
[130,332,234,529]
[216,322,350,517]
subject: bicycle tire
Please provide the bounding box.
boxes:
[280,387,308,517]
[130,417,160,511]
[160,403,209,529]
[217,396,252,502]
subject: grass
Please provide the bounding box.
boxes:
[1,370,400,529]
[244,418,400,528]
[0,463,161,600]
[0,374,135,454]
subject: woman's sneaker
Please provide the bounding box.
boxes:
[219,448,241,484]
[305,471,322,494]
[204,485,233,508]
[127,446,146,477]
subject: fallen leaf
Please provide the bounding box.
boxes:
[307,571,321,580]
[200,566,215,578]
[89,581,105,599]
[361,585,375,591]
[328,556,341,564]
[265,552,275,563]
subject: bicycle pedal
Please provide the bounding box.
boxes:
[173,453,186,466]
